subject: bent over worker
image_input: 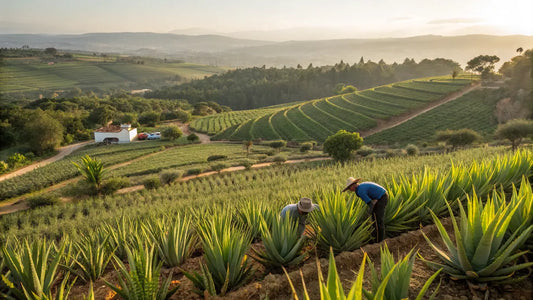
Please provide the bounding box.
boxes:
[342,177,389,242]
[280,197,319,235]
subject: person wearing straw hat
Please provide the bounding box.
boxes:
[342,177,389,242]
[280,197,319,235]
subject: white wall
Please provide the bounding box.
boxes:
[94,128,137,143]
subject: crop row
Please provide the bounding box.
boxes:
[214,77,471,142]
[0,148,531,298]
[364,89,503,146]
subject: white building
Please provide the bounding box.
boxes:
[94,124,137,144]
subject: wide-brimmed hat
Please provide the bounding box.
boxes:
[297,197,315,213]
[342,177,362,192]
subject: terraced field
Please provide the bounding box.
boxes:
[211,76,473,142]
[189,108,281,135]
[364,88,502,146]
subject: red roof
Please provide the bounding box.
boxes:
[95,125,123,133]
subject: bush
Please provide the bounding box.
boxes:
[143,175,161,190]
[27,194,60,209]
[186,168,203,176]
[251,154,268,161]
[299,142,313,153]
[435,128,481,151]
[161,125,183,141]
[160,170,183,185]
[240,159,255,170]
[63,180,98,197]
[405,144,420,156]
[187,133,199,143]
[0,161,8,172]
[323,130,363,162]
[272,154,287,165]
[100,177,130,195]
[211,163,228,173]
[356,145,374,157]
[7,153,26,168]
[207,155,227,162]
[269,140,287,152]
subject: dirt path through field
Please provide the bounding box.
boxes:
[360,83,481,137]
[0,141,92,183]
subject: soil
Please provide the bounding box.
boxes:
[67,219,533,300]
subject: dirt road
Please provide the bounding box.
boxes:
[360,83,481,137]
[0,141,92,182]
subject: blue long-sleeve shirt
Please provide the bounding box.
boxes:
[356,182,386,204]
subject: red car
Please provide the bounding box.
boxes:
[138,132,149,140]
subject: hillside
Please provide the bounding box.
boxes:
[207,76,474,142]
[0,51,225,101]
[1,33,531,67]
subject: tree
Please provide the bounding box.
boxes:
[243,140,253,156]
[44,47,57,56]
[451,70,459,80]
[466,55,500,80]
[24,110,64,155]
[138,111,161,127]
[495,119,533,151]
[161,125,183,140]
[187,133,199,143]
[435,128,482,151]
[269,140,287,153]
[323,130,363,163]
[87,105,116,127]
[72,155,106,194]
[517,47,524,55]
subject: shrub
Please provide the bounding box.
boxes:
[269,140,287,152]
[299,142,313,153]
[356,145,374,157]
[210,163,228,173]
[495,119,533,151]
[143,175,162,190]
[7,153,26,168]
[160,170,183,185]
[251,154,268,161]
[27,194,60,209]
[207,154,227,161]
[435,128,482,151]
[271,154,287,165]
[186,168,203,176]
[161,125,183,141]
[100,177,130,195]
[240,159,255,170]
[323,130,363,163]
[405,144,419,156]
[187,133,199,143]
[0,161,8,172]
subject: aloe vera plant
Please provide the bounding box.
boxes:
[146,215,196,267]
[284,248,392,300]
[106,245,178,300]
[235,201,274,240]
[494,177,533,249]
[365,243,441,300]
[252,214,309,268]
[421,191,533,283]
[1,240,74,300]
[310,190,372,253]
[66,232,115,282]
[184,214,254,296]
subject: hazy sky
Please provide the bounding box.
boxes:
[1,0,532,39]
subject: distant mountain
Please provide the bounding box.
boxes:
[1,32,531,68]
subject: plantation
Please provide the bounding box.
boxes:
[0,145,531,299]
[0,53,224,99]
[210,76,473,142]
[365,88,503,146]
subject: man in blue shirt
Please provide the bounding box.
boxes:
[280,197,319,235]
[342,177,389,242]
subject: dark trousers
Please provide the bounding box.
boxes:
[372,193,388,242]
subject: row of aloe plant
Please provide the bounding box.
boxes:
[284,244,442,300]
[0,150,531,298]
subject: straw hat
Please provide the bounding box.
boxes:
[342,177,362,192]
[297,197,315,213]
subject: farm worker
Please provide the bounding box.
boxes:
[342,177,389,242]
[280,197,319,235]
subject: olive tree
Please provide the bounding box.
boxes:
[435,128,482,151]
[495,119,533,151]
[323,130,363,163]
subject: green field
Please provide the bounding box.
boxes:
[0,54,225,98]
[208,76,473,142]
[364,88,502,146]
